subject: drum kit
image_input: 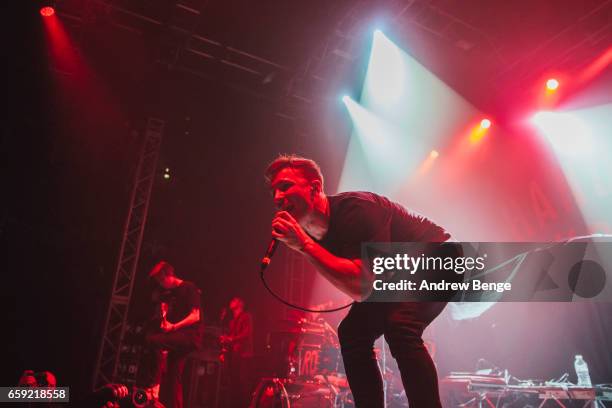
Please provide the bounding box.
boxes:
[250,317,353,407]
[249,316,411,407]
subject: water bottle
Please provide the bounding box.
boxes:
[574,355,592,387]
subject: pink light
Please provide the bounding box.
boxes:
[40,6,55,17]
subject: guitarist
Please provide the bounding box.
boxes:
[138,261,203,408]
[219,297,254,408]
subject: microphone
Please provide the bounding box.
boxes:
[261,238,279,270]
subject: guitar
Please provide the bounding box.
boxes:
[159,302,173,332]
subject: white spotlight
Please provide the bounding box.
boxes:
[531,111,593,155]
[365,31,405,107]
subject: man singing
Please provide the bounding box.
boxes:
[265,155,452,408]
[138,261,203,408]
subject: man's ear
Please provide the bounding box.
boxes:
[311,180,322,194]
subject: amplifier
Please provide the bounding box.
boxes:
[184,351,222,408]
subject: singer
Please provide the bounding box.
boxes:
[265,154,453,408]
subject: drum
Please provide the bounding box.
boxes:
[266,325,327,377]
[298,345,321,377]
[266,318,343,378]
[318,344,342,374]
[249,378,350,408]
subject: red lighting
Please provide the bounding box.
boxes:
[40,6,55,17]
[546,78,559,91]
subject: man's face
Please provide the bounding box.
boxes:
[229,297,242,312]
[270,167,315,223]
[154,273,173,289]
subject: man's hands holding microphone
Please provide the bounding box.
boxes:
[271,211,314,252]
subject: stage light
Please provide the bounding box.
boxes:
[341,95,350,104]
[531,111,592,155]
[341,27,479,195]
[430,150,439,159]
[469,119,492,144]
[40,6,55,17]
[364,30,405,107]
[342,97,392,145]
[546,78,559,91]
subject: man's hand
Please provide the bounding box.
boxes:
[272,211,313,251]
[100,384,128,408]
[160,320,175,332]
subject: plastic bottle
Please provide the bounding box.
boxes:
[574,355,592,387]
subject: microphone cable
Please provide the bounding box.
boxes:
[259,263,354,313]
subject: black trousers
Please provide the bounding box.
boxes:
[338,301,447,408]
[138,330,199,408]
[226,353,253,408]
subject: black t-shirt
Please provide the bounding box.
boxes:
[160,281,203,335]
[317,191,450,259]
[317,192,456,301]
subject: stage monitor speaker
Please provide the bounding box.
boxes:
[184,353,222,408]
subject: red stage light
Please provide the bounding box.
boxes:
[480,119,491,129]
[40,6,55,17]
[546,78,559,91]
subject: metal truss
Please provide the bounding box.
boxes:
[494,0,612,85]
[390,0,504,61]
[92,117,165,390]
[54,0,611,118]
[54,0,504,118]
[276,0,505,116]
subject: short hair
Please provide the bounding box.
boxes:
[35,371,56,388]
[148,261,175,278]
[230,297,245,307]
[264,154,324,188]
